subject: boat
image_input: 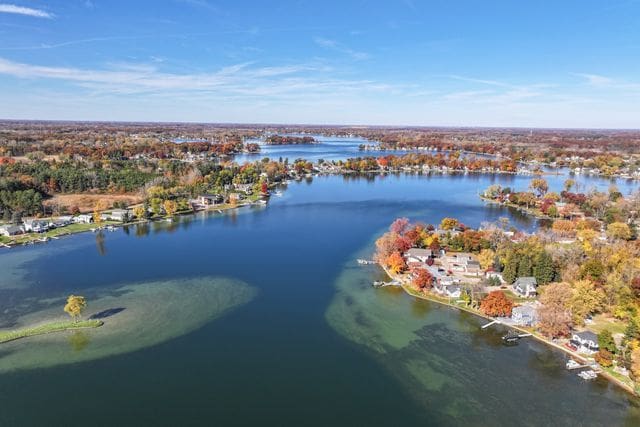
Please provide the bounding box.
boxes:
[273,191,283,197]
[566,359,581,370]
[502,330,521,343]
[577,370,598,380]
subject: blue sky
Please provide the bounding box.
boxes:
[0,0,638,128]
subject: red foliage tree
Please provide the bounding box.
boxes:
[480,291,513,317]
[413,269,433,291]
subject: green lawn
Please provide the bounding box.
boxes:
[588,314,627,335]
[0,319,103,344]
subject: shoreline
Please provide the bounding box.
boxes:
[0,319,104,345]
[378,264,638,397]
[0,199,259,249]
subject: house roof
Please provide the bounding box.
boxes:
[575,331,598,342]
[514,277,537,287]
[513,305,537,316]
[406,248,432,257]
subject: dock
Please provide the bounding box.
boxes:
[481,319,501,329]
[357,259,376,265]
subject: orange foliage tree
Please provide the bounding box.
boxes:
[480,291,513,317]
[387,251,407,274]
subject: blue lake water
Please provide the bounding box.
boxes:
[0,145,639,425]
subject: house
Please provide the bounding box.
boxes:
[234,183,253,195]
[73,214,93,224]
[511,305,538,326]
[228,193,245,203]
[570,331,599,354]
[199,194,223,206]
[0,224,24,236]
[23,219,50,233]
[513,277,537,298]
[442,252,480,275]
[108,209,130,222]
[405,248,433,264]
[51,216,72,227]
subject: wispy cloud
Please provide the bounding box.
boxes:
[573,73,640,93]
[0,57,393,98]
[573,73,614,86]
[313,37,369,60]
[0,3,53,18]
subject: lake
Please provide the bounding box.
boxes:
[0,142,639,425]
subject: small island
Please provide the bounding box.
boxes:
[0,295,102,344]
[264,135,317,145]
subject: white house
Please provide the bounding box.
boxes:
[108,209,130,222]
[0,224,24,236]
[511,305,539,326]
[405,248,432,264]
[73,214,93,224]
[513,277,537,298]
[23,219,50,233]
[570,331,599,354]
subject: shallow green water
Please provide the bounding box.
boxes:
[0,173,638,426]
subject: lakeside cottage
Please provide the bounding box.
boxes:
[405,248,433,264]
[513,277,537,298]
[23,219,50,233]
[108,209,130,222]
[571,331,600,354]
[511,304,539,326]
[199,194,223,206]
[73,214,94,224]
[0,224,24,236]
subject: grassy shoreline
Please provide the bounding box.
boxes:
[0,319,103,344]
[379,264,638,396]
[0,198,262,248]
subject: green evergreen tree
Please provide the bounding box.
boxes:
[533,251,556,285]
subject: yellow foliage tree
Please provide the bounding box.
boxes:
[606,222,631,240]
[133,205,146,219]
[163,199,178,217]
[440,217,459,230]
[64,295,87,323]
[477,249,496,270]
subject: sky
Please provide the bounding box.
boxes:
[0,0,639,128]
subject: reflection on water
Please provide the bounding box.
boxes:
[68,331,90,352]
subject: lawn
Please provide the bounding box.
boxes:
[588,314,627,335]
[0,319,103,344]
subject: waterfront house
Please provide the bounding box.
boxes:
[52,216,73,227]
[513,277,537,298]
[570,331,599,354]
[199,194,223,206]
[442,252,480,275]
[405,248,433,264]
[108,209,130,222]
[23,219,50,233]
[0,224,24,236]
[73,214,94,224]
[485,271,505,284]
[234,183,254,195]
[511,305,539,326]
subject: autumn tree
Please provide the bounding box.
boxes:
[163,199,177,217]
[133,205,146,219]
[606,222,631,240]
[93,200,108,227]
[413,269,433,291]
[387,251,407,274]
[440,217,459,230]
[538,282,573,338]
[480,291,513,317]
[570,279,605,324]
[477,248,496,270]
[530,178,549,197]
[64,295,87,323]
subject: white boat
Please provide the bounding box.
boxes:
[273,191,283,197]
[577,370,598,380]
[566,359,581,370]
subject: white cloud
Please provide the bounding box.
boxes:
[0,3,53,18]
[573,73,614,86]
[0,57,392,98]
[313,37,369,60]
